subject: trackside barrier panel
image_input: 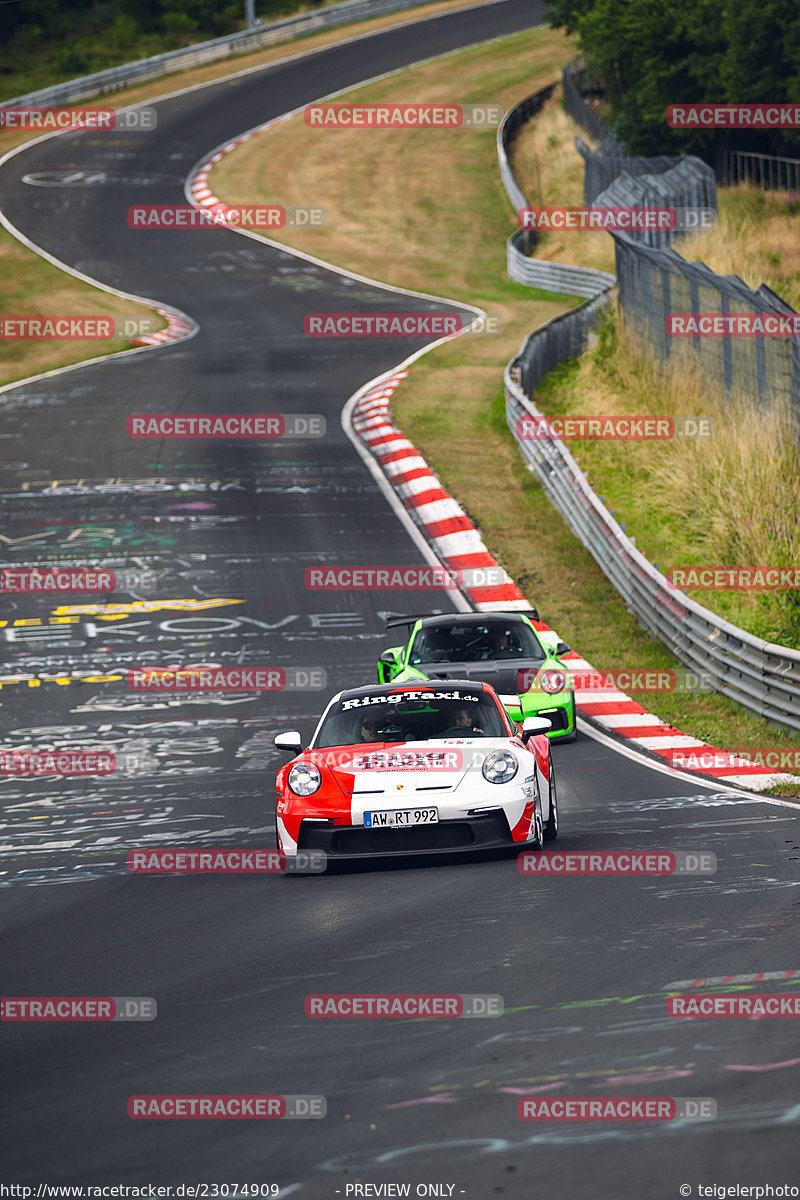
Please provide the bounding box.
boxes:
[498,75,800,731]
[0,0,444,109]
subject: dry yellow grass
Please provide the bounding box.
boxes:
[210,26,575,295]
[0,0,474,158]
[210,21,800,749]
[678,185,800,310]
[511,88,616,275]
[0,236,164,385]
[535,316,800,641]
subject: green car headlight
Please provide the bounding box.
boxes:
[539,668,566,694]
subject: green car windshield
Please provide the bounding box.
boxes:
[409,620,546,665]
[314,690,507,747]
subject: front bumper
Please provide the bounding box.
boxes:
[297,810,518,857]
[505,693,575,738]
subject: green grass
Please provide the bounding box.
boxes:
[209,23,800,785]
[531,308,800,648]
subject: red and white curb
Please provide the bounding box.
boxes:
[188,112,299,217]
[352,370,800,793]
[352,371,528,611]
[131,303,196,347]
[186,98,800,796]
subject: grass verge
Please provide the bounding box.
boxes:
[0,0,476,389]
[532,313,800,648]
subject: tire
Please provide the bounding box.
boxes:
[543,753,559,841]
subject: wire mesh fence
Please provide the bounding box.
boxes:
[722,149,800,193]
[612,235,800,408]
[499,74,800,729]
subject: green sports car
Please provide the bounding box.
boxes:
[376,611,576,741]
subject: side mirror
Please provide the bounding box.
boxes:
[555,641,571,657]
[274,731,303,755]
[521,716,552,743]
[377,646,401,683]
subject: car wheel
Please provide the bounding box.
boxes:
[544,753,559,841]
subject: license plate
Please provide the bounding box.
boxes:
[364,807,439,828]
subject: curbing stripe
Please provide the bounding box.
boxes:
[345,370,800,794]
[183,76,800,799]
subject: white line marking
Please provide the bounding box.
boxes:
[577,717,800,808]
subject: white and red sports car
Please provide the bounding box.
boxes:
[273,680,558,859]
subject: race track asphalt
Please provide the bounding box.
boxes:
[1,2,799,1193]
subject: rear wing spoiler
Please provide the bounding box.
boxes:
[385,607,539,631]
[384,612,442,631]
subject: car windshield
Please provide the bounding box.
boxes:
[314,688,508,747]
[408,620,545,665]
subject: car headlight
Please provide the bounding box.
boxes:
[288,762,322,796]
[539,668,566,694]
[482,750,518,784]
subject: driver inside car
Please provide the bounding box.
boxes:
[359,714,408,743]
[439,707,485,737]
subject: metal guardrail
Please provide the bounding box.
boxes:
[507,230,615,296]
[0,0,440,109]
[499,79,800,732]
[498,82,614,300]
[505,365,800,732]
[507,283,613,396]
